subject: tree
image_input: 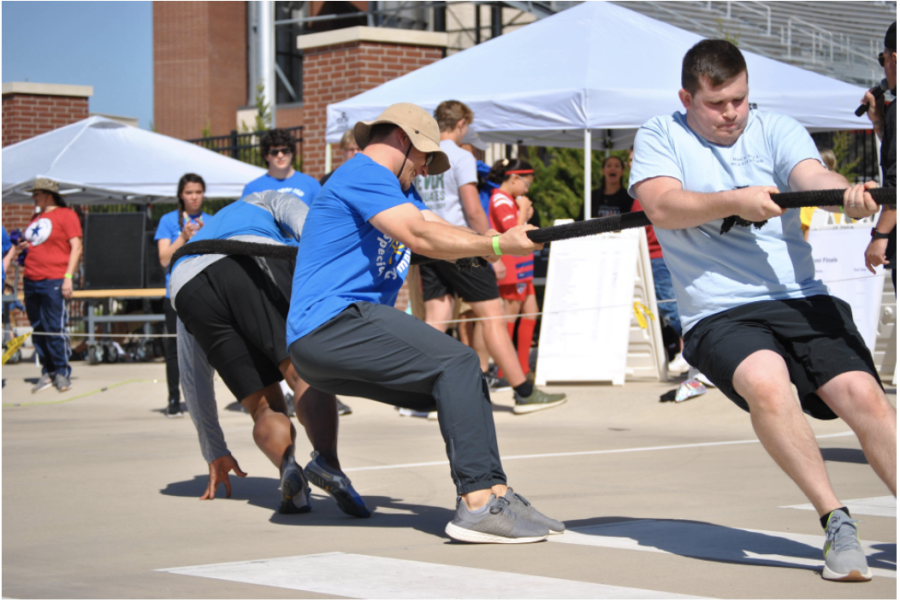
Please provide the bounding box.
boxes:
[831,130,861,182]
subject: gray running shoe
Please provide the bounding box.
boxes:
[501,487,565,535]
[337,399,353,416]
[513,387,567,414]
[304,451,370,518]
[278,456,312,514]
[822,509,872,581]
[32,373,53,394]
[487,374,512,392]
[445,495,549,544]
[55,373,71,392]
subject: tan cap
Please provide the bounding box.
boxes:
[26,177,59,194]
[353,103,450,175]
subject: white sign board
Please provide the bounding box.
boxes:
[808,227,885,352]
[536,229,640,385]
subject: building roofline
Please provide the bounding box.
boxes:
[297,26,448,50]
[2,82,93,98]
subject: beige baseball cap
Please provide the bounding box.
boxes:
[353,103,450,175]
[26,177,59,194]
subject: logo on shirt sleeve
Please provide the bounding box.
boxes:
[375,235,410,281]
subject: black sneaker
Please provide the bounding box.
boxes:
[279,456,312,514]
[337,399,353,416]
[165,399,183,418]
[304,451,370,518]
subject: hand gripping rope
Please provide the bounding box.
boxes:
[170,189,895,268]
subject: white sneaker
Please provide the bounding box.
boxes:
[688,366,715,387]
[668,353,690,375]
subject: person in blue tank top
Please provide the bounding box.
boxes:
[287,103,565,544]
[630,39,893,582]
[155,173,214,418]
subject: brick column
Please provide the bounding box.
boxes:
[2,82,92,148]
[296,27,447,179]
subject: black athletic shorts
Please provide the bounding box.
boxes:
[420,260,499,303]
[683,295,882,420]
[175,254,294,401]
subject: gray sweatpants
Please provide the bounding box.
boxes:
[177,318,230,464]
[289,301,506,495]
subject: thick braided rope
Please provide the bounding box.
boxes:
[526,188,896,244]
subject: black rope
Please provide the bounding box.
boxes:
[525,188,896,243]
[169,189,895,269]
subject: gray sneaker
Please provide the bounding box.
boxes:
[513,387,567,414]
[278,456,311,514]
[54,373,71,392]
[822,509,872,581]
[445,495,549,544]
[31,373,53,394]
[501,487,565,535]
[487,374,512,392]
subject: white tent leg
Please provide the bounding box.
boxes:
[259,1,276,127]
[325,143,332,174]
[584,129,592,219]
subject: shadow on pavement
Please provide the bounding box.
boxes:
[161,476,451,538]
[563,516,896,574]
[820,447,869,464]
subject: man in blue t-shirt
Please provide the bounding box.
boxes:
[631,39,893,582]
[288,103,563,544]
[242,128,321,201]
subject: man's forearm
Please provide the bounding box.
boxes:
[406,219,493,260]
[641,187,748,230]
[875,207,897,233]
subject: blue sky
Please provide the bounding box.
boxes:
[3,1,153,129]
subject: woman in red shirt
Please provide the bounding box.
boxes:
[487,159,538,379]
[20,178,83,393]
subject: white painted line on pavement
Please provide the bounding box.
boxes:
[343,431,855,473]
[552,519,896,579]
[781,496,897,518]
[158,552,707,599]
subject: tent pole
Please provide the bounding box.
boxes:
[259,1,276,127]
[325,143,333,174]
[584,129,592,220]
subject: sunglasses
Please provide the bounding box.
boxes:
[267,147,292,157]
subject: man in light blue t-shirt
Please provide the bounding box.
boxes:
[631,39,893,582]
[287,103,563,544]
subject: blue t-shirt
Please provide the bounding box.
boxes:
[629,109,829,333]
[286,154,427,344]
[242,171,321,202]
[155,210,213,297]
[2,227,11,287]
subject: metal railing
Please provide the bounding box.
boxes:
[187,126,304,170]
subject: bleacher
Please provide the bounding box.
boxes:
[612,1,895,87]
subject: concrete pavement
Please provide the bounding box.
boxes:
[2,359,896,599]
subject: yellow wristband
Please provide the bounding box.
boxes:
[492,235,502,255]
[64,273,73,279]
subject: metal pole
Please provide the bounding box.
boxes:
[584,129,592,220]
[259,1,276,127]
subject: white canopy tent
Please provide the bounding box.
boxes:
[2,116,265,205]
[326,1,872,217]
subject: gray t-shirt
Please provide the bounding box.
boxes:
[414,138,478,227]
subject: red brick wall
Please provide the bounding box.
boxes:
[154,1,247,140]
[2,94,89,148]
[295,41,444,179]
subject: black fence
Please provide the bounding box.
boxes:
[811,130,881,183]
[187,126,304,171]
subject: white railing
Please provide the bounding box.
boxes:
[786,15,878,67]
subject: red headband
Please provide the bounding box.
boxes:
[506,169,534,175]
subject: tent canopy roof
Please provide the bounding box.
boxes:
[327,1,871,149]
[2,116,265,204]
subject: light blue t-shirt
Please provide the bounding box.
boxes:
[242,171,321,201]
[629,109,829,333]
[154,210,213,298]
[286,154,427,344]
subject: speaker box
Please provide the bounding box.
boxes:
[144,231,167,288]
[83,213,146,290]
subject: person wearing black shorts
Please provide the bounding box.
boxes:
[631,40,895,582]
[170,190,368,518]
[416,100,566,413]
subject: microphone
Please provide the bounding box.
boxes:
[855,79,889,117]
